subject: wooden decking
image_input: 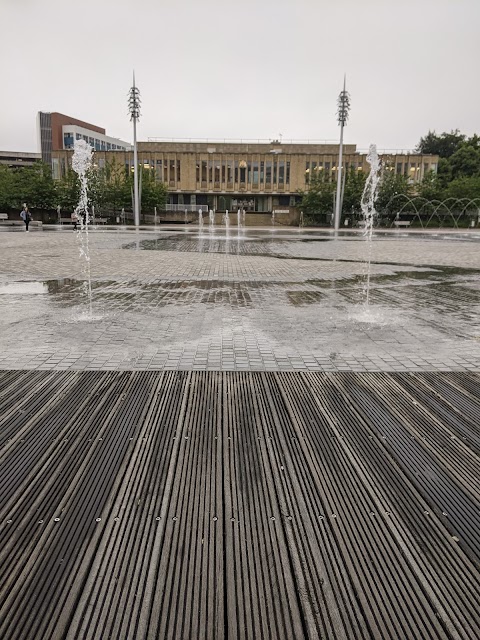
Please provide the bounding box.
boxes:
[0,371,479,639]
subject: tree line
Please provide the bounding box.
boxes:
[298,130,480,223]
[0,160,167,216]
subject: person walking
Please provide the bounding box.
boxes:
[20,204,32,232]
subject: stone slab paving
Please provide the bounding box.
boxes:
[0,226,479,371]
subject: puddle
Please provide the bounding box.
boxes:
[0,282,48,295]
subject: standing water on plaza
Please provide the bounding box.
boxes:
[361,144,381,306]
[72,139,94,318]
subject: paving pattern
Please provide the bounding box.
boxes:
[0,227,479,371]
[0,370,479,640]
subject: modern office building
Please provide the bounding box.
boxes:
[37,111,130,170]
[51,139,439,213]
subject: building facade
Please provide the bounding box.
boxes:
[51,140,439,213]
[37,112,130,171]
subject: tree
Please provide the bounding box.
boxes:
[56,169,80,212]
[444,176,480,200]
[418,170,444,201]
[416,130,465,158]
[0,166,15,210]
[139,167,168,212]
[341,169,366,214]
[376,171,411,211]
[297,172,335,221]
[449,145,480,178]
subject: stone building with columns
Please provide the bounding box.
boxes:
[51,140,438,214]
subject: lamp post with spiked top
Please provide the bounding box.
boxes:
[128,73,141,227]
[334,76,350,232]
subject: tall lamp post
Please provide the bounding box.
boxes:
[334,76,350,232]
[128,73,141,227]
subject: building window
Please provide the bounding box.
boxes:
[260,160,264,183]
[214,161,220,183]
[227,161,233,183]
[278,160,285,184]
[170,159,175,183]
[196,162,200,182]
[106,143,111,150]
[286,161,290,184]
[273,161,277,184]
[201,160,207,182]
[95,140,101,151]
[221,160,226,183]
[266,161,272,184]
[63,133,74,149]
[252,161,259,184]
[76,133,82,140]
[177,159,181,182]
[396,162,402,175]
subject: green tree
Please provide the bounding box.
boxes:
[0,166,15,210]
[341,169,366,214]
[444,176,480,200]
[416,130,465,158]
[297,172,335,221]
[9,163,56,210]
[449,144,480,178]
[139,167,168,212]
[376,171,411,211]
[56,169,80,212]
[418,170,444,200]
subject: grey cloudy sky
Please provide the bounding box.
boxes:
[1,0,479,152]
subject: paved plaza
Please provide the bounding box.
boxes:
[0,226,479,372]
[1,226,480,639]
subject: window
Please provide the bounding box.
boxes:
[106,143,111,150]
[221,160,226,183]
[214,161,220,183]
[89,137,95,147]
[196,162,200,182]
[252,161,259,184]
[208,159,213,183]
[266,161,272,183]
[260,161,264,183]
[76,133,82,140]
[170,159,175,183]
[95,140,101,151]
[305,161,310,184]
[286,161,290,184]
[101,141,106,150]
[273,161,277,184]
[63,133,74,149]
[201,160,207,182]
[278,160,285,184]
[234,160,239,183]
[177,159,181,182]
[396,162,402,175]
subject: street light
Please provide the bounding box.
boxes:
[128,72,141,227]
[334,75,351,232]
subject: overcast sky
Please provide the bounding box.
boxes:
[1,0,479,153]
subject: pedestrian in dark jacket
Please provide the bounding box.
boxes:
[20,205,32,232]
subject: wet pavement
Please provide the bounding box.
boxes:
[0,226,479,371]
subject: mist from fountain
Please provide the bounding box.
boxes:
[209,209,215,230]
[237,208,241,228]
[361,144,381,306]
[72,139,94,317]
[223,209,230,230]
[198,209,204,228]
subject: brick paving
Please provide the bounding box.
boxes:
[0,226,479,371]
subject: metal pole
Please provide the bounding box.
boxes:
[133,116,139,227]
[334,123,344,231]
[334,75,350,233]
